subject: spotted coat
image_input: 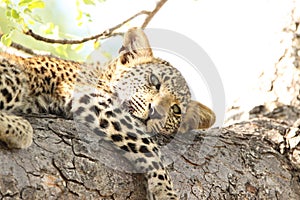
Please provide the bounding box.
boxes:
[0,28,215,199]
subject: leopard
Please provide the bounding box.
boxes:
[0,28,215,200]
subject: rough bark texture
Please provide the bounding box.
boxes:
[1,107,300,200]
[2,1,300,200]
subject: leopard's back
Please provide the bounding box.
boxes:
[0,53,82,117]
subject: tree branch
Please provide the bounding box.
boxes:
[142,0,168,29]
[0,35,38,55]
[1,107,300,199]
[22,0,167,45]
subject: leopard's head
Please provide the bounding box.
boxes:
[112,28,215,134]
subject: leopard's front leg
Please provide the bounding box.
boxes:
[146,169,178,200]
[0,111,33,148]
[72,89,178,200]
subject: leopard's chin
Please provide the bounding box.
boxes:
[146,119,168,134]
[127,108,166,134]
[122,100,177,134]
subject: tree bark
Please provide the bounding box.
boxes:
[1,108,300,200]
[2,1,300,199]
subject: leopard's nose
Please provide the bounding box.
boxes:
[148,105,162,119]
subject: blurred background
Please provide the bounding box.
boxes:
[0,0,296,125]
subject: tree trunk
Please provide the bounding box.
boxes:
[1,108,300,200]
[2,1,300,199]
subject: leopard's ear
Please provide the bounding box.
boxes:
[119,28,153,64]
[178,100,216,133]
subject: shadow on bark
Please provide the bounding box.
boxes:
[1,107,300,200]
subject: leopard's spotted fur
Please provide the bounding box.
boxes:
[0,28,215,199]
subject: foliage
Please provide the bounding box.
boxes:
[0,0,106,59]
[2,0,45,32]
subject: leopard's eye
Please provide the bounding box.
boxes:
[172,104,181,115]
[149,74,161,90]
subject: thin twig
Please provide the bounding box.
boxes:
[0,33,37,55]
[23,0,168,45]
[24,10,150,44]
[142,0,168,29]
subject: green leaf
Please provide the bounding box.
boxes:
[71,43,84,52]
[43,22,55,34]
[76,10,83,21]
[11,9,20,19]
[3,0,11,4]
[24,8,32,14]
[5,9,11,17]
[28,19,35,25]
[55,45,68,58]
[28,0,45,10]
[83,0,95,5]
[1,33,12,47]
[18,0,33,7]
[93,40,100,49]
[17,17,26,27]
